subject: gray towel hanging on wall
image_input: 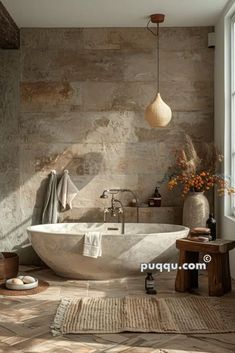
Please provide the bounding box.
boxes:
[41,170,58,224]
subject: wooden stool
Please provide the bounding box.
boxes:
[175,238,235,296]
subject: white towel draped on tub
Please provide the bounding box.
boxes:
[57,170,79,210]
[83,232,102,258]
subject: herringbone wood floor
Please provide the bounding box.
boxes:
[0,267,235,353]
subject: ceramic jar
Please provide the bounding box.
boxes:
[183,191,209,229]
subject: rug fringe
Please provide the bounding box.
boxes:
[51,297,72,336]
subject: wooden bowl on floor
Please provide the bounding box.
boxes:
[0,252,19,281]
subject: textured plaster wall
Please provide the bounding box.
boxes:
[1,27,214,262]
[0,50,22,253]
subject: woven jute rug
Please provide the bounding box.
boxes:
[51,296,235,336]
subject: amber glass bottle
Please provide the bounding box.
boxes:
[145,273,157,294]
[206,214,216,241]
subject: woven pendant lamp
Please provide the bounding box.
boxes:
[145,14,172,128]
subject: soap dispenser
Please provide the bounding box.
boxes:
[145,273,157,295]
[148,186,162,207]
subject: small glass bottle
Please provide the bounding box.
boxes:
[206,214,216,241]
[145,273,157,294]
[153,187,161,207]
[148,187,162,207]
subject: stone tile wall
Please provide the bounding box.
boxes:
[1,27,214,262]
[0,51,21,252]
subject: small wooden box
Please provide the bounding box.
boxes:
[0,252,19,280]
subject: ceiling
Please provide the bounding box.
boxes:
[2,0,228,28]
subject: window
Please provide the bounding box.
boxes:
[231,15,235,214]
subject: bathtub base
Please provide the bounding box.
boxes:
[55,270,141,280]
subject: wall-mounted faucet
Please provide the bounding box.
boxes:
[100,189,139,230]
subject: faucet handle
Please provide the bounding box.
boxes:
[104,208,110,214]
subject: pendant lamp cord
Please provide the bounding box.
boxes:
[157,23,160,93]
[146,19,160,93]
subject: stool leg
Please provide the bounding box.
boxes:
[222,253,231,293]
[175,250,195,292]
[0,261,5,282]
[208,254,224,296]
[189,252,199,288]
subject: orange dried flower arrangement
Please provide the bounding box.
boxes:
[167,135,235,196]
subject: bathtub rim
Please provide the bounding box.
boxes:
[27,222,189,237]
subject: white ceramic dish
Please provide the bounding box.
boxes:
[6,279,38,290]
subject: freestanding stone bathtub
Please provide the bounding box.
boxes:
[27,223,189,279]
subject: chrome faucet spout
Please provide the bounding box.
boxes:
[118,189,139,223]
[120,189,139,205]
[100,190,109,199]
